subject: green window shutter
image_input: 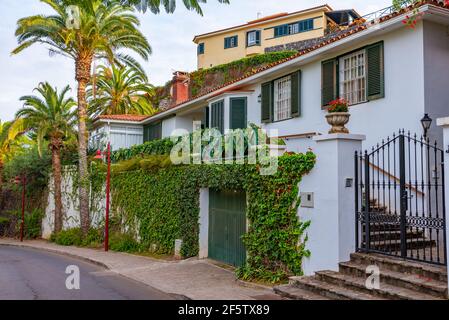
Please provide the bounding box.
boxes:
[230,98,247,130]
[255,30,261,45]
[261,82,272,123]
[366,41,385,101]
[202,106,210,129]
[211,100,224,133]
[322,59,337,106]
[144,122,162,142]
[291,70,301,117]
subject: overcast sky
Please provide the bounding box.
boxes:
[0,0,393,121]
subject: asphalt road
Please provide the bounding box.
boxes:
[0,245,174,300]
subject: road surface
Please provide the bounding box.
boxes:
[0,245,174,300]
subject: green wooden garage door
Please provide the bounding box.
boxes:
[209,190,247,267]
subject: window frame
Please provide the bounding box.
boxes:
[246,30,261,47]
[197,43,205,55]
[272,75,293,123]
[224,35,238,49]
[229,97,248,130]
[273,18,315,38]
[338,49,367,106]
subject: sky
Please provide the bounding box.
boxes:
[0,0,393,121]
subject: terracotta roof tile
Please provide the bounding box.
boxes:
[96,114,151,122]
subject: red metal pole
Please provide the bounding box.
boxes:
[105,142,111,252]
[20,176,26,242]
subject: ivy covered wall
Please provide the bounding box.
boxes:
[108,151,316,282]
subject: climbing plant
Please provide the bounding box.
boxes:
[189,51,297,97]
[106,151,315,283]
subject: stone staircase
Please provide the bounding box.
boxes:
[274,253,448,300]
[362,200,436,254]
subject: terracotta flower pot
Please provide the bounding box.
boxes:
[325,112,350,134]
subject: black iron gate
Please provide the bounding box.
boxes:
[355,130,447,266]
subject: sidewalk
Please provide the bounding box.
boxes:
[0,239,278,300]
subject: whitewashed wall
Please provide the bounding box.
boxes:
[42,166,105,239]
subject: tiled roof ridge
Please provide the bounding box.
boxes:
[96,114,151,122]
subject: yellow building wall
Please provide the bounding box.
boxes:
[196,10,327,69]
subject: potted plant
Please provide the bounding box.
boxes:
[326,98,350,134]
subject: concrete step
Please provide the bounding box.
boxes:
[290,276,384,300]
[364,230,425,242]
[363,224,401,232]
[362,239,435,251]
[350,252,447,282]
[339,261,448,298]
[315,270,444,300]
[273,284,330,300]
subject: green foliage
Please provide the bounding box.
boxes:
[190,51,297,97]
[109,151,316,282]
[111,138,174,162]
[3,146,51,196]
[109,232,141,252]
[7,208,44,239]
[52,228,83,246]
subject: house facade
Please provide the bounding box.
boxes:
[193,5,360,69]
[93,3,449,154]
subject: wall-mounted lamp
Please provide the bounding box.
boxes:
[420,113,432,139]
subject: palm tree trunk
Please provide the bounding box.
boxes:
[0,160,3,194]
[76,55,93,237]
[51,145,63,233]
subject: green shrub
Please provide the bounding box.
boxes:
[6,208,43,239]
[109,232,141,252]
[53,228,83,246]
[82,228,104,247]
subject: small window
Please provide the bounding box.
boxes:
[274,25,288,37]
[247,30,261,47]
[273,75,292,122]
[197,43,205,55]
[224,36,238,49]
[339,49,367,105]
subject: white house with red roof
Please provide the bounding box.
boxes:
[92,1,449,154]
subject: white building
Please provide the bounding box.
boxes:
[92,2,449,154]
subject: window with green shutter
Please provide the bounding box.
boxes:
[321,41,384,107]
[322,59,337,107]
[202,106,210,129]
[224,36,238,49]
[261,82,272,123]
[366,41,384,100]
[291,70,301,117]
[211,100,224,133]
[230,98,247,130]
[143,122,162,142]
[261,70,301,123]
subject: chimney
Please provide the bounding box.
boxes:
[171,71,190,105]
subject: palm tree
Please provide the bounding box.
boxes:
[17,82,77,234]
[122,0,230,15]
[88,64,156,116]
[13,0,151,236]
[0,119,26,191]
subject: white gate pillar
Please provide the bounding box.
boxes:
[301,133,365,276]
[436,117,449,296]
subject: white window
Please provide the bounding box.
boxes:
[273,75,292,122]
[289,23,299,34]
[339,49,367,105]
[247,31,257,46]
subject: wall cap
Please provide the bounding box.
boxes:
[313,133,366,142]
